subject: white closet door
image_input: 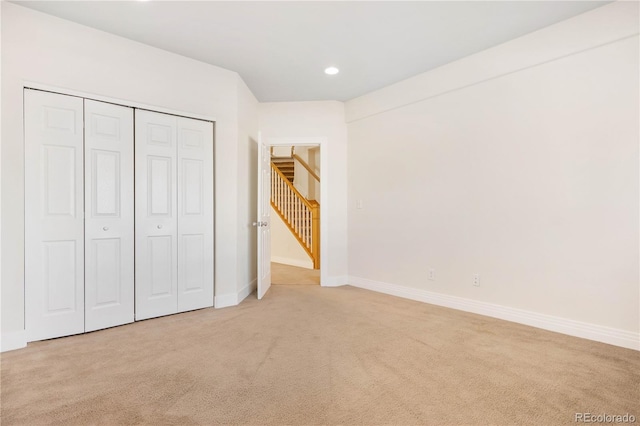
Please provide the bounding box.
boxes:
[135,110,178,320]
[177,117,214,312]
[84,100,134,332]
[25,89,85,341]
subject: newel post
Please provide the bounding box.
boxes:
[310,201,320,269]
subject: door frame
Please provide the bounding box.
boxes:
[23,81,216,122]
[262,137,328,286]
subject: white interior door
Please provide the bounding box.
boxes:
[256,140,272,299]
[135,109,178,320]
[84,99,134,332]
[25,89,85,341]
[177,117,214,312]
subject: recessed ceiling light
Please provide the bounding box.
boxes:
[324,67,339,75]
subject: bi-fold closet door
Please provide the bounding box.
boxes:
[84,99,135,332]
[25,89,214,342]
[134,110,214,320]
[25,89,134,341]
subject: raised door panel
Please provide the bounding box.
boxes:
[43,241,78,313]
[182,159,204,215]
[92,238,121,306]
[25,89,85,341]
[135,110,178,320]
[177,117,214,312]
[92,150,120,216]
[182,234,205,292]
[84,99,134,332]
[43,146,77,216]
[148,236,174,297]
[148,156,172,216]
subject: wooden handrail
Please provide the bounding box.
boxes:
[292,154,320,182]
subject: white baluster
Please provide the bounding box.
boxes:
[287,185,291,224]
[299,200,303,241]
[302,207,306,244]
[294,196,298,235]
[305,205,309,246]
[307,208,311,249]
[278,174,281,211]
[292,195,296,233]
[307,208,312,249]
[296,197,302,237]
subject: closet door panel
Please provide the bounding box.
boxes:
[25,89,85,341]
[177,117,214,312]
[84,100,134,332]
[135,110,178,320]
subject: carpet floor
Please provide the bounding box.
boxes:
[1,285,638,425]
[271,262,320,286]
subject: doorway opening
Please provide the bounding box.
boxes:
[256,137,328,299]
[270,145,320,286]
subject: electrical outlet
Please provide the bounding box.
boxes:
[356,199,363,209]
[428,269,435,281]
[473,274,480,287]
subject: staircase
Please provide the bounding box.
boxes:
[270,149,320,269]
[272,157,295,183]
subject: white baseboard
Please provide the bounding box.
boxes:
[238,279,257,303]
[322,275,348,287]
[347,276,640,351]
[271,256,313,269]
[216,279,258,308]
[214,293,238,309]
[1,330,27,352]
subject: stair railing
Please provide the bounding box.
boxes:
[271,163,320,269]
[292,153,320,183]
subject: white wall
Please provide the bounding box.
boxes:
[308,147,320,201]
[270,206,314,269]
[346,2,639,349]
[293,146,320,201]
[1,3,257,349]
[259,102,348,285]
[293,147,310,199]
[272,146,292,157]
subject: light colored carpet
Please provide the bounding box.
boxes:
[271,262,320,285]
[1,285,638,425]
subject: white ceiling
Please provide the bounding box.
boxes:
[15,1,609,102]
